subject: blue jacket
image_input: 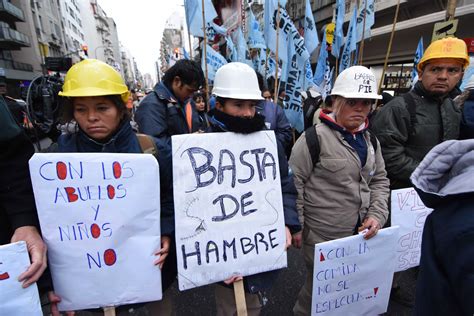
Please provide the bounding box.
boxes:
[256,100,292,152]
[460,90,474,139]
[55,121,175,237]
[410,140,474,316]
[135,82,200,141]
[206,111,301,295]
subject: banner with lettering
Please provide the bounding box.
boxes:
[391,188,433,272]
[172,131,287,290]
[0,241,42,315]
[29,153,162,311]
[312,227,399,316]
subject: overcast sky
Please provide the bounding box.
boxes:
[97,0,187,77]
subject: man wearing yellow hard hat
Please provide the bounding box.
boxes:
[371,36,469,306]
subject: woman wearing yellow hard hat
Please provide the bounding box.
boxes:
[47,59,175,314]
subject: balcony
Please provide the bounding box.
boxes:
[0,0,25,23]
[0,22,30,49]
[0,58,33,72]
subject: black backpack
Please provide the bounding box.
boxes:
[304,126,378,167]
[303,93,323,130]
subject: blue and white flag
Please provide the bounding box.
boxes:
[304,60,315,90]
[248,9,266,50]
[322,65,334,101]
[183,47,190,60]
[264,0,308,64]
[339,5,358,74]
[253,49,267,77]
[412,37,424,86]
[266,56,277,79]
[235,27,252,65]
[225,35,237,61]
[184,0,217,38]
[304,0,319,54]
[202,44,227,84]
[356,0,375,42]
[313,29,327,86]
[332,0,345,59]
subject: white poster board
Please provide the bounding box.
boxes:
[311,227,399,316]
[172,131,287,290]
[29,153,162,311]
[0,241,42,316]
[391,187,433,272]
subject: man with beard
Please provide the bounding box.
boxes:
[206,62,301,315]
[371,37,469,307]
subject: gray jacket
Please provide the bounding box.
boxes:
[289,120,389,241]
[371,82,461,188]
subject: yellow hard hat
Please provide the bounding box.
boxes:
[59,59,130,103]
[417,37,469,72]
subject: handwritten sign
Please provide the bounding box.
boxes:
[0,241,42,315]
[172,131,287,290]
[391,187,433,272]
[29,153,162,311]
[312,227,399,316]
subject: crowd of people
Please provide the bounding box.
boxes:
[1,36,473,316]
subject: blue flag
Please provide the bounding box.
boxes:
[235,27,251,65]
[248,9,266,50]
[304,61,315,90]
[304,0,319,54]
[313,29,327,86]
[266,56,277,80]
[332,0,345,59]
[184,0,217,38]
[356,0,375,42]
[322,65,334,101]
[412,37,424,86]
[264,1,308,64]
[202,44,227,84]
[226,35,236,61]
[339,5,358,74]
[183,47,190,60]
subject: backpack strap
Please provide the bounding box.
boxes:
[304,126,320,168]
[136,133,159,156]
[402,93,417,136]
[368,131,378,153]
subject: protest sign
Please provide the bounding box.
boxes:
[172,131,287,291]
[391,187,433,272]
[29,153,162,311]
[0,241,42,315]
[312,227,399,316]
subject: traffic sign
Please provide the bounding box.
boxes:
[431,19,458,42]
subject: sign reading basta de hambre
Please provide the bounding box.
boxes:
[172,131,287,290]
[29,153,162,311]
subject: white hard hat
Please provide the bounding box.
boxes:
[331,66,382,100]
[212,62,263,100]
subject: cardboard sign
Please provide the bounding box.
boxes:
[312,227,399,316]
[0,241,42,315]
[172,131,287,290]
[431,20,458,42]
[391,188,433,272]
[29,153,162,311]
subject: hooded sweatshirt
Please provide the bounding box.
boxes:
[410,139,474,316]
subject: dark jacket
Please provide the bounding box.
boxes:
[135,82,200,140]
[256,100,292,152]
[410,139,474,316]
[371,81,461,189]
[206,111,301,295]
[0,97,39,244]
[460,90,474,139]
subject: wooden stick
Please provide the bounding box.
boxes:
[377,0,401,94]
[358,0,368,64]
[335,57,339,76]
[273,3,281,105]
[446,0,457,21]
[234,279,248,316]
[187,23,194,59]
[201,0,209,106]
[103,306,116,316]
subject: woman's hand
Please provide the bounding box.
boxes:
[154,235,171,269]
[359,217,381,240]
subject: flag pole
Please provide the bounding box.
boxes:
[378,0,400,94]
[187,24,194,59]
[201,0,209,106]
[264,49,269,81]
[358,0,368,64]
[273,3,281,104]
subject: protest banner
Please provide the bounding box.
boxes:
[0,241,42,315]
[312,227,399,316]
[172,131,287,291]
[29,153,162,311]
[391,187,433,272]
